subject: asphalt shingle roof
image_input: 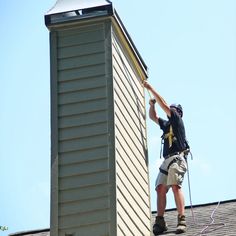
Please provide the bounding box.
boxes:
[9,199,236,236]
[151,199,236,236]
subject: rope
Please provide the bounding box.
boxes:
[198,201,225,235]
[186,157,226,235]
[186,158,196,222]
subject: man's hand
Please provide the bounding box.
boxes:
[142,80,152,90]
[148,99,159,124]
[149,99,156,106]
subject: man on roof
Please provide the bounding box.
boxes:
[143,81,189,235]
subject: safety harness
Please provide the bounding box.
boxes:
[159,125,191,175]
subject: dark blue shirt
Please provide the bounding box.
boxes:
[158,109,187,157]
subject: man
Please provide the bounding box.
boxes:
[143,81,189,235]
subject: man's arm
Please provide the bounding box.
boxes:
[143,81,171,117]
[149,99,159,124]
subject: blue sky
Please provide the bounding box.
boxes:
[1,0,235,235]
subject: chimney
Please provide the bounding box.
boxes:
[45,1,151,235]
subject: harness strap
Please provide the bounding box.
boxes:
[159,168,168,175]
[167,158,178,170]
[164,125,174,148]
[159,138,164,159]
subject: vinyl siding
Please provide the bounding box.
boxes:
[112,31,151,236]
[51,21,113,236]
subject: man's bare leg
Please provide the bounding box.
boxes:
[153,184,169,235]
[156,184,168,216]
[172,185,187,234]
[172,185,185,215]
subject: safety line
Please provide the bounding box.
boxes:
[186,159,226,235]
[199,201,225,235]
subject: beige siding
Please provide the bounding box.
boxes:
[112,31,151,235]
[52,22,113,236]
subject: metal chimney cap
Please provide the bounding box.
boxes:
[45,0,113,26]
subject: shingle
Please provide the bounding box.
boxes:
[151,199,236,235]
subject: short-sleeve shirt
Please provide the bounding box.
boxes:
[158,109,187,158]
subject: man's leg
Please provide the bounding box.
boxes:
[172,185,187,234]
[171,185,185,215]
[156,184,168,216]
[168,156,188,234]
[153,184,168,235]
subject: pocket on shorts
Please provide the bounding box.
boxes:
[169,158,187,173]
[177,158,187,173]
[168,158,187,186]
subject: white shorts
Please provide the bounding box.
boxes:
[155,154,187,189]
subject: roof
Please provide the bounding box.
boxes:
[8,229,50,236]
[151,199,236,236]
[9,199,236,236]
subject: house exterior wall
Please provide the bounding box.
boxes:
[49,16,150,236]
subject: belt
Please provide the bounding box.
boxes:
[159,168,168,175]
[164,151,183,159]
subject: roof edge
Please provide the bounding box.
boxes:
[152,199,236,214]
[9,228,50,236]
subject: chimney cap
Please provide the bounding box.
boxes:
[45,0,113,26]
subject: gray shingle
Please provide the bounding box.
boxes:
[151,199,236,235]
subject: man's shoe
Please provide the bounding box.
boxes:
[153,216,168,235]
[176,214,187,234]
